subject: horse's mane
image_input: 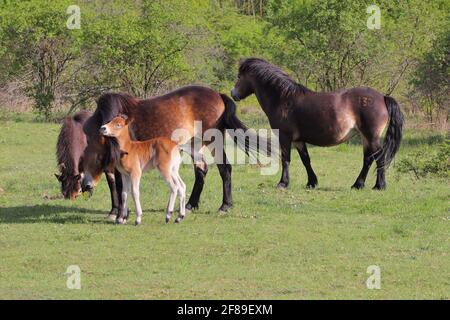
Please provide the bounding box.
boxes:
[239,58,310,98]
[56,110,91,176]
[92,92,140,168]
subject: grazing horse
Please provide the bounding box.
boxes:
[55,111,91,199]
[231,58,404,190]
[81,85,267,223]
[55,111,126,217]
[100,115,186,225]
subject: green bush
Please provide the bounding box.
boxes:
[397,140,450,178]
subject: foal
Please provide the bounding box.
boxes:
[100,115,186,225]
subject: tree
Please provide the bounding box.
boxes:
[0,0,82,119]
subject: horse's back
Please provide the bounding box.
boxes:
[133,85,225,141]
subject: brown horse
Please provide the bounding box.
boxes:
[101,115,186,225]
[81,85,266,222]
[55,111,91,199]
[55,111,125,217]
[231,58,404,190]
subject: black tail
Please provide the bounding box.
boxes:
[381,96,404,168]
[218,94,272,160]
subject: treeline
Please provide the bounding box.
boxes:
[0,0,448,125]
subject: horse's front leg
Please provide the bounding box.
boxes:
[277,133,292,189]
[104,170,120,220]
[116,173,130,224]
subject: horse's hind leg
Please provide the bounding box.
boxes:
[160,167,179,223]
[352,138,380,189]
[174,172,187,223]
[212,146,232,212]
[294,142,318,188]
[186,151,208,212]
[373,149,386,190]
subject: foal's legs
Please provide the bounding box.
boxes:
[352,138,382,189]
[294,142,318,188]
[159,165,179,223]
[174,171,187,223]
[117,174,131,224]
[277,133,292,189]
[130,170,143,226]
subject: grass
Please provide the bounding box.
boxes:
[0,111,449,299]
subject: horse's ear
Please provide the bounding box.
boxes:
[58,163,66,170]
[54,173,62,181]
[118,113,128,121]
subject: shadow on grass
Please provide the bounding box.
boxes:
[0,204,105,224]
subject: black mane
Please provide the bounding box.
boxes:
[239,58,310,98]
[89,92,139,168]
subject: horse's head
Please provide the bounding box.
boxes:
[99,114,130,138]
[231,58,257,101]
[55,164,82,200]
[81,132,111,195]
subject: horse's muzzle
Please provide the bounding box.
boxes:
[231,88,240,101]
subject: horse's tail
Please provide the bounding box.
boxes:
[381,96,404,168]
[218,93,272,159]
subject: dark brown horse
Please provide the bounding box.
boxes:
[55,111,91,200]
[231,58,404,190]
[55,111,125,217]
[81,85,265,222]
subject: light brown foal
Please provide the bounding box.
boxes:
[100,115,186,225]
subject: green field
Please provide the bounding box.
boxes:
[0,112,448,299]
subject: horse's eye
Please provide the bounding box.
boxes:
[115,124,121,129]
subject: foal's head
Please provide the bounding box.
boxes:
[99,115,130,139]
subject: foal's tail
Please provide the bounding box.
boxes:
[218,94,272,159]
[381,96,404,168]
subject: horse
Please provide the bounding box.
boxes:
[55,111,126,217]
[55,111,91,200]
[100,115,186,225]
[231,58,404,190]
[81,85,268,223]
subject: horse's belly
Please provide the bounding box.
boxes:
[295,114,356,147]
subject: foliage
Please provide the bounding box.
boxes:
[397,139,450,178]
[0,0,449,124]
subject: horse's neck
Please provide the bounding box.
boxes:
[254,83,281,114]
[116,130,133,153]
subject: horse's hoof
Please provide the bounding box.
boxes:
[351,182,365,190]
[135,221,141,226]
[175,216,184,223]
[373,184,386,191]
[165,217,170,224]
[185,203,198,213]
[218,203,232,213]
[306,183,317,189]
[277,182,288,190]
[115,217,125,225]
